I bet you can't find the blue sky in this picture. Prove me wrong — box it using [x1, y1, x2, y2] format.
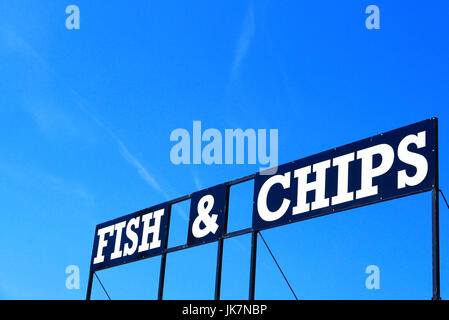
[0, 0, 448, 300]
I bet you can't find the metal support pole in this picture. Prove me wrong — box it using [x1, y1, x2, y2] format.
[432, 188, 440, 300]
[432, 118, 440, 300]
[214, 239, 224, 300]
[249, 230, 258, 300]
[158, 205, 172, 300]
[158, 254, 167, 300]
[86, 270, 94, 300]
[86, 230, 97, 300]
[214, 185, 229, 300]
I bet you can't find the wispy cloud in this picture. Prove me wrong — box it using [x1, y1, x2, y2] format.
[27, 102, 83, 140]
[193, 173, 202, 191]
[2, 29, 168, 200]
[231, 4, 255, 80]
[1, 29, 47, 67]
[118, 140, 170, 200]
[174, 206, 189, 222]
[0, 161, 92, 203]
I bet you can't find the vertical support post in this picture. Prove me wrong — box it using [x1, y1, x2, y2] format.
[249, 230, 258, 300]
[214, 185, 230, 300]
[432, 117, 440, 300]
[86, 270, 94, 300]
[86, 226, 98, 300]
[158, 254, 167, 300]
[432, 188, 440, 300]
[214, 239, 225, 300]
[157, 252, 167, 300]
[158, 204, 172, 300]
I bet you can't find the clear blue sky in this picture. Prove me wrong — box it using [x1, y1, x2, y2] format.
[0, 1, 448, 300]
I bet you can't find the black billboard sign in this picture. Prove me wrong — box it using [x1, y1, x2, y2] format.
[252, 118, 436, 230]
[187, 184, 228, 246]
[90, 203, 169, 272]
[89, 118, 437, 274]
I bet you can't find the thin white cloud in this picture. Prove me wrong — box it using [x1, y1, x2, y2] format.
[118, 140, 170, 200]
[231, 4, 255, 80]
[2, 29, 169, 200]
[175, 206, 189, 222]
[118, 140, 191, 221]
[0, 161, 92, 203]
[1, 29, 47, 67]
[27, 102, 82, 139]
[193, 173, 202, 190]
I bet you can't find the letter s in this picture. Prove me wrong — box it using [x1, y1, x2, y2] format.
[397, 131, 428, 189]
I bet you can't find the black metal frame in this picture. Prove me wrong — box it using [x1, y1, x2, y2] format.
[432, 118, 440, 300]
[86, 173, 257, 300]
[86, 119, 441, 300]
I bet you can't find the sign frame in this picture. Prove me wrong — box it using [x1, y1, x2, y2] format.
[86, 118, 440, 300]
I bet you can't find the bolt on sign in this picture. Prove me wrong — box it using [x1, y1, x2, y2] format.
[88, 118, 438, 295]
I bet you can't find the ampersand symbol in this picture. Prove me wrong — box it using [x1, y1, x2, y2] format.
[192, 194, 219, 238]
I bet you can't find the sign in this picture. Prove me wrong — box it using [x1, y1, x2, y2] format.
[187, 184, 228, 245]
[252, 118, 436, 230]
[90, 203, 169, 272]
[89, 118, 437, 272]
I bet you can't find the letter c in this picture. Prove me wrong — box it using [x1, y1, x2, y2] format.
[257, 172, 291, 222]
